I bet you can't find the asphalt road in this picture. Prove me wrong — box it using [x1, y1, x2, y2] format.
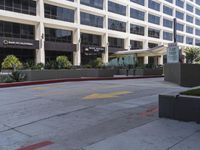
[0, 78, 197, 150]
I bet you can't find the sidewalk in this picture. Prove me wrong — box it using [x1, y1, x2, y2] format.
[84, 119, 200, 150]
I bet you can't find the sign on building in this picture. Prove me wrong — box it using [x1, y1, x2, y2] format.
[167, 43, 179, 63]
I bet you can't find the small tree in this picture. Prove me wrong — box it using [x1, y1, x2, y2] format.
[184, 47, 200, 64]
[1, 55, 22, 70]
[56, 56, 72, 69]
[89, 57, 104, 68]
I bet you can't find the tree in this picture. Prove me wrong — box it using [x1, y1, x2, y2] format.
[184, 47, 200, 64]
[56, 56, 72, 69]
[1, 55, 22, 70]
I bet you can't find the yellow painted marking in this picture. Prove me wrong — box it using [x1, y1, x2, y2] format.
[83, 91, 131, 100]
[32, 87, 49, 90]
[37, 91, 66, 97]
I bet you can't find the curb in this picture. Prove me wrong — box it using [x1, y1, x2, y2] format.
[0, 75, 164, 88]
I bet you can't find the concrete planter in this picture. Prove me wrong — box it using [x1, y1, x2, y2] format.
[159, 94, 200, 123]
[164, 63, 200, 87]
[118, 68, 163, 76]
[21, 69, 117, 81]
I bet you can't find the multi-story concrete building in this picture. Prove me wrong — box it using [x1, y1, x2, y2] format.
[0, 0, 199, 66]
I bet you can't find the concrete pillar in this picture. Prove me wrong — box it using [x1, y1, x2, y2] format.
[144, 56, 149, 64]
[102, 33, 109, 63]
[73, 28, 81, 66]
[35, 23, 45, 64]
[35, 0, 45, 64]
[158, 55, 164, 65]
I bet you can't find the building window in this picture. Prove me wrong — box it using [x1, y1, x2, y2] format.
[186, 4, 193, 12]
[165, 0, 173, 3]
[81, 33, 101, 46]
[80, 0, 103, 9]
[195, 39, 200, 46]
[108, 19, 126, 32]
[148, 0, 160, 11]
[148, 14, 160, 25]
[130, 24, 144, 35]
[186, 15, 193, 23]
[176, 23, 184, 31]
[148, 43, 158, 48]
[196, 0, 200, 5]
[176, 35, 184, 43]
[108, 1, 126, 16]
[44, 4, 74, 23]
[80, 12, 103, 28]
[0, 0, 36, 15]
[163, 19, 172, 28]
[130, 40, 143, 50]
[0, 20, 34, 40]
[163, 5, 173, 16]
[148, 28, 160, 38]
[130, 0, 144, 6]
[130, 8, 145, 21]
[176, 0, 184, 8]
[195, 29, 200, 36]
[45, 28, 72, 43]
[196, 8, 200, 15]
[186, 26, 193, 34]
[108, 37, 124, 48]
[196, 18, 200, 26]
[186, 37, 193, 45]
[176, 11, 184, 20]
[163, 32, 172, 41]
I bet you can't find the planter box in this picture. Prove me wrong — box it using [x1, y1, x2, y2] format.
[159, 94, 200, 123]
[164, 63, 200, 87]
[21, 69, 117, 81]
[118, 68, 163, 76]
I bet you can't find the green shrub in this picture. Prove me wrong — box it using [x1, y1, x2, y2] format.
[9, 71, 26, 82]
[32, 63, 45, 70]
[45, 60, 57, 69]
[184, 47, 200, 64]
[56, 56, 72, 69]
[23, 60, 35, 70]
[1, 55, 22, 70]
[89, 57, 104, 68]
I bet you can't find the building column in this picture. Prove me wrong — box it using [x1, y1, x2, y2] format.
[158, 55, 164, 65]
[102, 33, 108, 63]
[144, 56, 149, 64]
[35, 22, 45, 64]
[73, 28, 81, 66]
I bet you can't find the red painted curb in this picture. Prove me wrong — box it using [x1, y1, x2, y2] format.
[17, 141, 54, 150]
[0, 75, 164, 88]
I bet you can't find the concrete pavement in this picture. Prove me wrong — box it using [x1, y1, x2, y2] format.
[0, 78, 199, 150]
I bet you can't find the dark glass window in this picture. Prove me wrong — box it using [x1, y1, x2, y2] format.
[186, 4, 193, 12]
[81, 33, 101, 46]
[196, 8, 200, 15]
[196, 0, 200, 5]
[176, 0, 184, 8]
[108, 19, 126, 32]
[148, 14, 160, 25]
[176, 23, 184, 31]
[176, 11, 184, 20]
[108, 1, 126, 16]
[130, 40, 143, 50]
[186, 37, 193, 45]
[130, 8, 145, 21]
[186, 26, 193, 34]
[163, 5, 173, 16]
[195, 39, 200, 46]
[148, 28, 160, 38]
[45, 28, 72, 43]
[163, 32, 172, 41]
[165, 0, 173, 3]
[148, 0, 160, 11]
[80, 0, 103, 9]
[44, 4, 74, 22]
[0, 20, 34, 39]
[130, 24, 144, 35]
[0, 0, 36, 15]
[196, 18, 200, 26]
[176, 35, 184, 43]
[186, 15, 193, 23]
[80, 12, 103, 28]
[163, 19, 172, 28]
[195, 29, 200, 36]
[148, 43, 158, 48]
[108, 37, 124, 48]
[130, 0, 144, 6]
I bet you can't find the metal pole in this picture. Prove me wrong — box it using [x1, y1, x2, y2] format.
[173, 18, 177, 43]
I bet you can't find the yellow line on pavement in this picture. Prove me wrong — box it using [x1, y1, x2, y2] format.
[83, 91, 131, 100]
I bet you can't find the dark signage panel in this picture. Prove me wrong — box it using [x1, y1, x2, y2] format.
[82, 45, 105, 56]
[0, 37, 39, 49]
